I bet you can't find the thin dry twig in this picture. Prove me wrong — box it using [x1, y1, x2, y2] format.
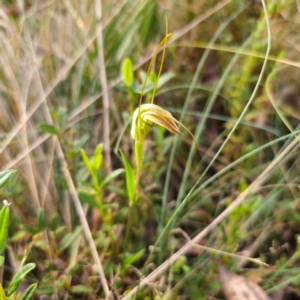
[171, 228, 269, 267]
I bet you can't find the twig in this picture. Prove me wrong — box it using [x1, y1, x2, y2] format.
[95, 0, 112, 175]
[171, 228, 268, 267]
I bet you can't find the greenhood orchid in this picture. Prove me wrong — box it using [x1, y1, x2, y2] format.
[129, 18, 196, 200]
[131, 103, 182, 141]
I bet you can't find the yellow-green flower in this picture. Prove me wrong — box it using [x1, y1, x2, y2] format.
[131, 103, 182, 142]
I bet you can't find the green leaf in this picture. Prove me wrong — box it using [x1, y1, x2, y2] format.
[22, 225, 38, 236]
[100, 168, 125, 188]
[11, 231, 27, 243]
[72, 134, 89, 153]
[0, 170, 16, 189]
[0, 284, 7, 300]
[124, 248, 145, 266]
[70, 285, 94, 294]
[121, 248, 145, 276]
[38, 124, 60, 136]
[78, 192, 99, 208]
[80, 148, 93, 174]
[120, 151, 135, 205]
[59, 226, 82, 252]
[7, 263, 36, 296]
[138, 70, 147, 83]
[92, 144, 103, 172]
[157, 72, 175, 88]
[20, 283, 37, 300]
[36, 283, 54, 295]
[50, 214, 58, 232]
[0, 204, 10, 254]
[134, 72, 175, 95]
[0, 256, 4, 266]
[37, 209, 45, 232]
[133, 82, 155, 95]
[149, 71, 157, 83]
[121, 58, 134, 87]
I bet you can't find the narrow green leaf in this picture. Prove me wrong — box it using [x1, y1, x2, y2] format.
[157, 72, 175, 88]
[20, 283, 37, 300]
[93, 144, 103, 172]
[0, 256, 4, 266]
[133, 72, 175, 95]
[124, 248, 145, 266]
[94, 144, 103, 158]
[0, 205, 10, 255]
[121, 57, 134, 87]
[37, 209, 45, 232]
[149, 71, 157, 83]
[0, 170, 16, 189]
[11, 231, 27, 243]
[133, 82, 155, 95]
[70, 285, 94, 294]
[36, 283, 54, 295]
[78, 192, 99, 208]
[59, 226, 82, 252]
[120, 151, 135, 205]
[22, 225, 38, 236]
[0, 284, 7, 300]
[80, 149, 93, 174]
[138, 70, 146, 83]
[100, 168, 125, 188]
[50, 214, 58, 232]
[38, 124, 60, 136]
[7, 263, 36, 296]
[121, 248, 145, 276]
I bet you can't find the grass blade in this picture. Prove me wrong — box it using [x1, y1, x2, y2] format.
[7, 263, 36, 296]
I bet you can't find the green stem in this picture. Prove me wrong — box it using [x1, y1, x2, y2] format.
[135, 140, 143, 192]
[124, 205, 133, 249]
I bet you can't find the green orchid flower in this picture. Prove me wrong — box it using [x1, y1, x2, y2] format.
[131, 103, 182, 141]
[130, 17, 196, 199]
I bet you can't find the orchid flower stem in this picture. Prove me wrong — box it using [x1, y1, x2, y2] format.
[135, 140, 144, 193]
[125, 205, 133, 249]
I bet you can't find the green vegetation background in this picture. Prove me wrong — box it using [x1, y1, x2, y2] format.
[0, 0, 300, 299]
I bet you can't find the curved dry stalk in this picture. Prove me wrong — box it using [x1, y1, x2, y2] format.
[183, 42, 300, 69]
[171, 228, 268, 267]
